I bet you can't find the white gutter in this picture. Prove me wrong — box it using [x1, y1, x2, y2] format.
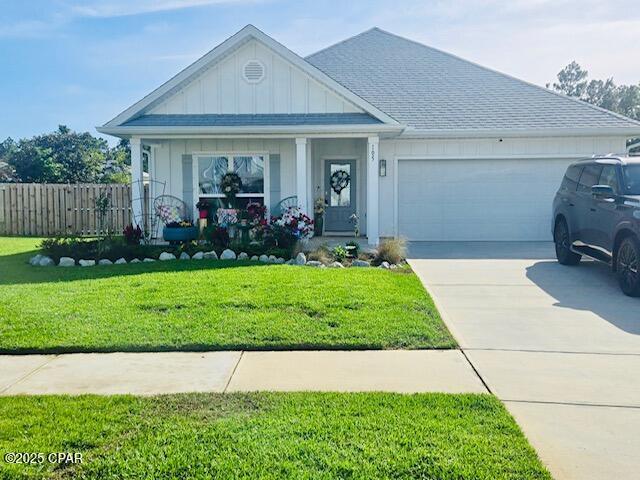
[399, 126, 640, 139]
[96, 123, 405, 138]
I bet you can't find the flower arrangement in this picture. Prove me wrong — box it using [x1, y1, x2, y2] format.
[123, 224, 143, 245]
[165, 220, 194, 229]
[220, 172, 242, 205]
[247, 202, 267, 220]
[272, 206, 314, 240]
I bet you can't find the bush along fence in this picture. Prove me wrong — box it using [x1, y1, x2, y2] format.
[0, 183, 147, 237]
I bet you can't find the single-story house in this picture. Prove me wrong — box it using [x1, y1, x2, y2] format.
[97, 25, 640, 245]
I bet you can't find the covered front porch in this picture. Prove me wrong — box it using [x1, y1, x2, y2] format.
[130, 134, 383, 245]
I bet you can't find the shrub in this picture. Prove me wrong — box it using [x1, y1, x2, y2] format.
[40, 237, 96, 260]
[332, 245, 348, 262]
[374, 238, 407, 265]
[123, 224, 142, 245]
[206, 225, 230, 249]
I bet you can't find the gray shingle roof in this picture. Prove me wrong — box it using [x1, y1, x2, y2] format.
[122, 113, 381, 127]
[306, 28, 640, 132]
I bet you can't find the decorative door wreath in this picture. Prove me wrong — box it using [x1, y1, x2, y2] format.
[330, 169, 350, 194]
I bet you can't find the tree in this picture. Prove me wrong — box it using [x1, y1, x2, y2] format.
[1, 126, 131, 183]
[9, 142, 61, 183]
[547, 61, 588, 98]
[549, 62, 640, 150]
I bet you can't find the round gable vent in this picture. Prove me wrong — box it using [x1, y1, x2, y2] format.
[243, 60, 265, 84]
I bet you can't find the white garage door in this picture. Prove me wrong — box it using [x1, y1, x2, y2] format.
[397, 158, 574, 241]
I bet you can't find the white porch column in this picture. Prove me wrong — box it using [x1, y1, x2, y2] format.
[295, 137, 308, 214]
[130, 137, 144, 229]
[366, 136, 380, 246]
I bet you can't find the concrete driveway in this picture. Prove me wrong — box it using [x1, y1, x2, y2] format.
[408, 242, 640, 480]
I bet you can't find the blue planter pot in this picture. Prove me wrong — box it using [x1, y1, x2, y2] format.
[163, 226, 198, 243]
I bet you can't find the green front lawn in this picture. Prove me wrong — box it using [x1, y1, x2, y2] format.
[0, 392, 550, 480]
[0, 237, 455, 353]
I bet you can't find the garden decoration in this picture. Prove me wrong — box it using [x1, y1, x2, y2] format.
[313, 197, 325, 237]
[153, 195, 197, 244]
[349, 213, 359, 237]
[196, 200, 209, 219]
[154, 195, 188, 225]
[330, 169, 350, 194]
[220, 172, 242, 207]
[163, 220, 198, 244]
[216, 208, 238, 227]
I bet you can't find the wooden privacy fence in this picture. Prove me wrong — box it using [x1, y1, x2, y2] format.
[0, 183, 139, 237]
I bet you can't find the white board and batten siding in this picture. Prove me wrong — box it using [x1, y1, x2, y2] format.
[378, 136, 629, 241]
[149, 39, 362, 115]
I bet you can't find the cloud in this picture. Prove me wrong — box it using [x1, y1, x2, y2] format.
[70, 0, 261, 18]
[0, 19, 60, 38]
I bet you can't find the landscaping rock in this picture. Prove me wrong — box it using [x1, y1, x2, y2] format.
[250, 255, 259, 261]
[295, 252, 307, 265]
[38, 256, 55, 267]
[390, 264, 399, 270]
[275, 257, 285, 264]
[259, 254, 269, 262]
[78, 259, 95, 267]
[220, 249, 236, 260]
[130, 258, 141, 263]
[143, 258, 155, 263]
[306, 260, 323, 268]
[203, 250, 218, 260]
[29, 254, 43, 266]
[98, 259, 113, 266]
[285, 259, 295, 265]
[268, 255, 277, 263]
[352, 259, 371, 267]
[58, 257, 75, 267]
[328, 261, 345, 268]
[159, 252, 177, 261]
[378, 261, 390, 269]
[115, 258, 127, 265]
[179, 252, 191, 260]
[238, 252, 249, 260]
[192, 251, 204, 260]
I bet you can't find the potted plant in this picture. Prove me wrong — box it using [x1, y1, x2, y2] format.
[314, 197, 325, 237]
[163, 220, 198, 244]
[195, 200, 209, 219]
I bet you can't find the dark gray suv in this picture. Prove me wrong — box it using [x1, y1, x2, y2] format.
[552, 155, 640, 296]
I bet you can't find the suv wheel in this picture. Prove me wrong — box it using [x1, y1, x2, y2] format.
[616, 236, 640, 297]
[554, 219, 581, 265]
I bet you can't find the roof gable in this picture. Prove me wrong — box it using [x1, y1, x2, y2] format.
[306, 28, 640, 135]
[103, 25, 398, 128]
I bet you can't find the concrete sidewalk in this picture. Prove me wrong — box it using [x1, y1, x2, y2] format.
[0, 350, 486, 396]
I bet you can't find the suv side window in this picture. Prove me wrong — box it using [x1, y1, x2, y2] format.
[561, 165, 583, 191]
[598, 165, 619, 193]
[577, 164, 603, 194]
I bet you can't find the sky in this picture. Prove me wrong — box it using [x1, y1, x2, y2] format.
[1, 0, 639, 144]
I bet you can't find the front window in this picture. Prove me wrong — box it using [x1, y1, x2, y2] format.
[622, 165, 640, 195]
[198, 154, 265, 197]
